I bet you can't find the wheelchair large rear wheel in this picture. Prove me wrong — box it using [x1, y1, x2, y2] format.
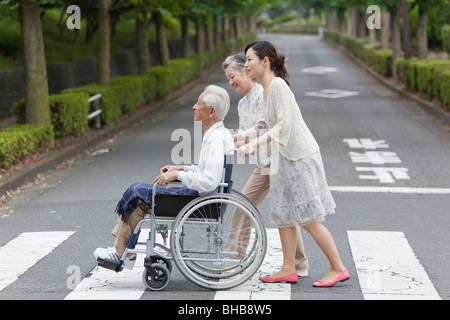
[170, 193, 267, 290]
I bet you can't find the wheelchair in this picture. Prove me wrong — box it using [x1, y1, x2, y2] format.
[98, 155, 267, 291]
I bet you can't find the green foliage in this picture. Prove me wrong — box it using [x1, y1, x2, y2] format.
[325, 29, 450, 110]
[402, 57, 420, 91]
[373, 49, 393, 77]
[110, 75, 149, 113]
[49, 92, 90, 138]
[169, 58, 196, 86]
[266, 27, 319, 35]
[12, 92, 90, 138]
[0, 124, 53, 168]
[435, 69, 450, 110]
[62, 85, 122, 125]
[416, 59, 450, 100]
[442, 25, 450, 54]
[394, 57, 406, 83]
[149, 65, 178, 97]
[395, 57, 450, 108]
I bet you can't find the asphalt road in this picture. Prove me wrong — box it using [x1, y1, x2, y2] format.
[1, 33, 449, 302]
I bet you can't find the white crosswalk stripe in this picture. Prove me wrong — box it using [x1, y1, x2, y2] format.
[64, 255, 147, 300]
[214, 229, 291, 300]
[0, 231, 75, 292]
[0, 229, 442, 300]
[348, 230, 441, 300]
[64, 230, 152, 300]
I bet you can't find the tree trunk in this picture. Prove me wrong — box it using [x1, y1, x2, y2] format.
[214, 16, 221, 46]
[222, 18, 230, 42]
[230, 18, 236, 39]
[19, 0, 52, 133]
[392, 8, 402, 77]
[356, 8, 366, 38]
[381, 10, 390, 49]
[347, 7, 357, 36]
[369, 28, 376, 45]
[401, 0, 412, 59]
[416, 9, 428, 59]
[195, 18, 205, 54]
[337, 10, 345, 32]
[180, 15, 190, 58]
[136, 16, 150, 75]
[154, 12, 170, 66]
[97, 0, 111, 84]
[205, 21, 214, 51]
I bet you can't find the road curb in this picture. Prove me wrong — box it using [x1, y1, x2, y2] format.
[0, 62, 219, 196]
[323, 37, 450, 125]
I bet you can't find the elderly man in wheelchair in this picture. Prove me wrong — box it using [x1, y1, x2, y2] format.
[95, 84, 234, 262]
[94, 85, 267, 291]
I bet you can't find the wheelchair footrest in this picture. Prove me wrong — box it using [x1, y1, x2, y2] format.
[97, 257, 123, 272]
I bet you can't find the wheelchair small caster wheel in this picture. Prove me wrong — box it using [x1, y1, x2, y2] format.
[142, 264, 170, 291]
[150, 254, 172, 272]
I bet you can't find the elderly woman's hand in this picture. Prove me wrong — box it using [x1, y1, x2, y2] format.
[233, 134, 245, 146]
[237, 140, 258, 157]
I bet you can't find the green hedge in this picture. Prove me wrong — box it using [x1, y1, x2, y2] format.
[395, 57, 450, 108]
[0, 124, 53, 168]
[325, 29, 450, 110]
[434, 69, 450, 110]
[416, 59, 450, 100]
[149, 65, 178, 97]
[110, 74, 157, 113]
[12, 92, 90, 138]
[266, 27, 319, 35]
[62, 84, 121, 125]
[442, 25, 450, 54]
[373, 49, 393, 77]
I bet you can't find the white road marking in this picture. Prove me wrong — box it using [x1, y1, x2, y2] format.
[64, 254, 147, 300]
[214, 229, 291, 300]
[0, 231, 75, 291]
[61, 228, 444, 300]
[330, 186, 450, 194]
[355, 167, 410, 183]
[64, 230, 153, 300]
[304, 89, 359, 99]
[301, 66, 338, 74]
[347, 231, 441, 300]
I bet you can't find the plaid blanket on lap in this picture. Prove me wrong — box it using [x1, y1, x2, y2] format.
[115, 182, 199, 222]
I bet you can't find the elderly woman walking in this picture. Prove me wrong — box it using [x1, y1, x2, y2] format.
[221, 53, 309, 277]
[238, 41, 348, 287]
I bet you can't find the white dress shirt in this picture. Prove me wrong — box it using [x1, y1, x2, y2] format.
[177, 121, 234, 194]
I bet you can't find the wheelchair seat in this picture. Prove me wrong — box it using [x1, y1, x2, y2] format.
[153, 194, 198, 217]
[153, 154, 233, 218]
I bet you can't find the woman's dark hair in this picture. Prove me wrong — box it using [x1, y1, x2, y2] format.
[244, 41, 290, 86]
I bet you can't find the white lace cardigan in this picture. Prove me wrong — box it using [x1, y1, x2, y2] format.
[265, 77, 319, 161]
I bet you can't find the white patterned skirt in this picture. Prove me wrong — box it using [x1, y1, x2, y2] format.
[269, 150, 336, 228]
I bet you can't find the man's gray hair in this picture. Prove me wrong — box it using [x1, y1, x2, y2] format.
[202, 85, 230, 120]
